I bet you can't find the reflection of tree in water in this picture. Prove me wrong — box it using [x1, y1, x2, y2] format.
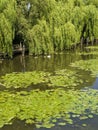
[0, 55, 26, 75]
[20, 56, 26, 72]
[0, 59, 14, 75]
[0, 119, 35, 130]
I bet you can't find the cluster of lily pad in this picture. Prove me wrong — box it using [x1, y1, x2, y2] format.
[48, 69, 83, 88]
[1, 45, 98, 129]
[0, 69, 83, 89]
[0, 71, 50, 88]
[70, 59, 98, 77]
[0, 89, 98, 128]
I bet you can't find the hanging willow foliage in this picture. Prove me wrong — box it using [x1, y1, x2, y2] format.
[0, 0, 98, 56]
[0, 0, 16, 57]
[80, 5, 98, 41]
[27, 0, 98, 55]
[28, 0, 79, 54]
[0, 14, 12, 56]
[27, 19, 53, 55]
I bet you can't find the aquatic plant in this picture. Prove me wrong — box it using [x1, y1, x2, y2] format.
[0, 89, 98, 128]
[0, 71, 50, 88]
[70, 59, 98, 77]
[48, 69, 83, 88]
[0, 69, 83, 89]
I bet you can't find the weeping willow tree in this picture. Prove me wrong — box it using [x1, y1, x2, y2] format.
[27, 19, 53, 55]
[80, 5, 98, 41]
[27, 0, 78, 55]
[26, 0, 98, 55]
[0, 0, 16, 57]
[0, 0, 98, 56]
[14, 0, 30, 48]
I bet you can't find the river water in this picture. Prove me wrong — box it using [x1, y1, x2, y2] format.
[0, 50, 98, 130]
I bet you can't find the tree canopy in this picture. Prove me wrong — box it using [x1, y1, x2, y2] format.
[0, 0, 98, 56]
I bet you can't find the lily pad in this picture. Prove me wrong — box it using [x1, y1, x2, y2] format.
[0, 89, 98, 128]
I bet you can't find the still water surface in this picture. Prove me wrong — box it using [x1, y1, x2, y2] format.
[0, 51, 98, 130]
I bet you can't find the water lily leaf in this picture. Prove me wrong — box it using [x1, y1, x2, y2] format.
[58, 122, 66, 126]
[0, 88, 98, 128]
[82, 124, 87, 127]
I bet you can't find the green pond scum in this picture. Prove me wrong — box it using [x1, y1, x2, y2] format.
[0, 89, 98, 128]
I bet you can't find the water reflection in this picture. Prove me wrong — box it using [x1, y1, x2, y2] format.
[0, 52, 82, 75]
[0, 53, 95, 89]
[1, 116, 98, 130]
[20, 56, 26, 72]
[92, 77, 98, 89]
[49, 116, 98, 130]
[1, 120, 35, 130]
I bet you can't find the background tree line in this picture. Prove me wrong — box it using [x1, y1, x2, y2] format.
[0, 0, 98, 57]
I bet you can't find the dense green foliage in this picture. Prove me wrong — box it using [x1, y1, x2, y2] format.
[0, 0, 98, 56]
[0, 0, 16, 57]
